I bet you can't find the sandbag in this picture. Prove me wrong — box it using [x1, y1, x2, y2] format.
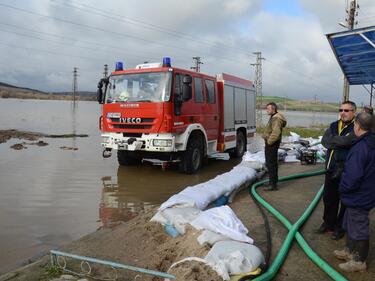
[190, 206, 253, 244]
[197, 230, 230, 245]
[205, 240, 264, 280]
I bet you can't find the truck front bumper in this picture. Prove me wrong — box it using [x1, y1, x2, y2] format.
[101, 132, 177, 153]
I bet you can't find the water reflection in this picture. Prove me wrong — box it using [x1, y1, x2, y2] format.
[99, 165, 187, 228]
[99, 174, 148, 229]
[98, 161, 235, 228]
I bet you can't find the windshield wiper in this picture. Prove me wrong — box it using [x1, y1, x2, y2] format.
[131, 100, 152, 102]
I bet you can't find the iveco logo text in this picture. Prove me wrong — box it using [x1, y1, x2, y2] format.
[120, 117, 142, 123]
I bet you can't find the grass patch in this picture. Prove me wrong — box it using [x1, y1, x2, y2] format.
[39, 265, 62, 281]
[257, 124, 327, 138]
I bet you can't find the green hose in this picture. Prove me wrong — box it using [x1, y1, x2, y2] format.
[249, 169, 348, 281]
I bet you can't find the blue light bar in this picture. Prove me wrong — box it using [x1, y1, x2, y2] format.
[162, 57, 171, 67]
[115, 61, 124, 71]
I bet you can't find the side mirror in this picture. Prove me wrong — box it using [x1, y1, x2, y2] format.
[182, 75, 192, 101]
[97, 78, 108, 104]
[97, 88, 103, 104]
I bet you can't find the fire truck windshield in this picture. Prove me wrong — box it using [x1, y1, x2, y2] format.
[106, 72, 172, 103]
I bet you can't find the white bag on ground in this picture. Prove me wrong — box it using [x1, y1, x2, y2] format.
[205, 240, 264, 279]
[242, 151, 265, 164]
[190, 206, 253, 244]
[197, 230, 230, 245]
[162, 207, 201, 234]
[159, 165, 259, 211]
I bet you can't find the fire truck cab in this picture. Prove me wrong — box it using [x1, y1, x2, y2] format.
[97, 58, 256, 173]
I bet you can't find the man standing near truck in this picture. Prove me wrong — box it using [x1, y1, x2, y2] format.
[318, 101, 357, 240]
[262, 102, 287, 191]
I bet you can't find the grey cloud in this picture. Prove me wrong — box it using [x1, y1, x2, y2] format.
[0, 0, 373, 104]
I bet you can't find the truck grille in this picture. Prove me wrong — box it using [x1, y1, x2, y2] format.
[113, 124, 152, 129]
[110, 118, 154, 123]
[109, 117, 155, 130]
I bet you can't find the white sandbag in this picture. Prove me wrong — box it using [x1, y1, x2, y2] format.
[242, 151, 265, 164]
[239, 160, 264, 171]
[205, 241, 264, 278]
[190, 206, 253, 244]
[159, 165, 259, 211]
[289, 132, 300, 142]
[197, 230, 230, 245]
[284, 155, 300, 163]
[159, 193, 196, 211]
[150, 211, 168, 224]
[161, 207, 201, 234]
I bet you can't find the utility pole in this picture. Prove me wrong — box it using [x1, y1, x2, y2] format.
[191, 57, 203, 72]
[103, 64, 108, 78]
[72, 67, 78, 106]
[342, 0, 359, 102]
[251, 52, 265, 126]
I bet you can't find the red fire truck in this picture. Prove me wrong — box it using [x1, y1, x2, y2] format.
[97, 58, 256, 173]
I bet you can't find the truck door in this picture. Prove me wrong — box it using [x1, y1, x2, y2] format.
[202, 79, 219, 141]
[173, 73, 218, 141]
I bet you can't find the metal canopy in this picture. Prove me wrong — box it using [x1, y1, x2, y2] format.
[327, 25, 375, 85]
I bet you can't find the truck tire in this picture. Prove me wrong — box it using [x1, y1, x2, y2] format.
[117, 150, 140, 166]
[179, 137, 203, 174]
[232, 131, 246, 158]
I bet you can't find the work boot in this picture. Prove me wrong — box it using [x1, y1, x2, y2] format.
[356, 240, 369, 262]
[338, 260, 367, 272]
[339, 240, 369, 272]
[316, 222, 333, 234]
[331, 229, 345, 240]
[333, 248, 353, 261]
[333, 235, 353, 260]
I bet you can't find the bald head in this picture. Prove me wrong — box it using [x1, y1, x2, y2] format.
[354, 112, 374, 136]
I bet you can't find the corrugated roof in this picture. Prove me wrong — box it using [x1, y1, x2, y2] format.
[326, 25, 375, 85]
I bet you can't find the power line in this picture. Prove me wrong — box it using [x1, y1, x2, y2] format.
[0, 3, 344, 97]
[103, 64, 108, 78]
[251, 52, 265, 125]
[190, 57, 203, 72]
[0, 41, 102, 62]
[72, 67, 79, 106]
[342, 0, 358, 102]
[0, 3, 253, 65]
[0, 21, 169, 60]
[52, 0, 255, 57]
[0, 27, 168, 64]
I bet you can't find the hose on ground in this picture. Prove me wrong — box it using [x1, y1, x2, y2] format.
[238, 169, 349, 281]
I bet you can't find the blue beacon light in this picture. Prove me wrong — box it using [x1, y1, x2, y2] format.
[162, 57, 171, 67]
[115, 61, 124, 71]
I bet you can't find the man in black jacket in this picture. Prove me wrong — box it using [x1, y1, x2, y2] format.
[317, 101, 357, 240]
[334, 112, 375, 272]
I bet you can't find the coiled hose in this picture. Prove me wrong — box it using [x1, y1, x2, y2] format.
[239, 168, 349, 281]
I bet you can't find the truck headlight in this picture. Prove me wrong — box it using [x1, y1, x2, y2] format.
[102, 136, 110, 143]
[106, 112, 121, 118]
[153, 139, 172, 147]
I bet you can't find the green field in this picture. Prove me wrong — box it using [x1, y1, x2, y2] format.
[258, 96, 339, 112]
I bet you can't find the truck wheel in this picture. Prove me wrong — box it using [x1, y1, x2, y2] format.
[117, 151, 140, 166]
[232, 131, 246, 158]
[179, 137, 203, 174]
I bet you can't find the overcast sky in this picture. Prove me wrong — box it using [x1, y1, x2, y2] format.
[0, 0, 375, 104]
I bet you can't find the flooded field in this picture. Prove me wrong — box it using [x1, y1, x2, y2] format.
[0, 99, 338, 274]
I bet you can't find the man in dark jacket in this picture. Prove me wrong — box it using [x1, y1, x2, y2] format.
[318, 101, 357, 240]
[262, 102, 287, 191]
[334, 112, 375, 272]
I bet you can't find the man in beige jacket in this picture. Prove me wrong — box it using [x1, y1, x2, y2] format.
[262, 102, 287, 191]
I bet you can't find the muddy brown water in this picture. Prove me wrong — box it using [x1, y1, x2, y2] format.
[0, 99, 244, 274]
[0, 99, 338, 275]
